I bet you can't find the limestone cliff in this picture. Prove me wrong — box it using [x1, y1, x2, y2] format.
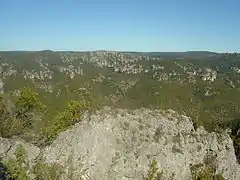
[1, 107, 240, 180]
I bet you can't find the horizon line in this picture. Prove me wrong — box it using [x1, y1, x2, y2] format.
[0, 49, 239, 53]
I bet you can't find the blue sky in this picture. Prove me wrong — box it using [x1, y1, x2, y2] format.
[0, 0, 239, 52]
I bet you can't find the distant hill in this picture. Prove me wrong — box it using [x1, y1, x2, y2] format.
[0, 50, 219, 60]
[123, 51, 219, 59]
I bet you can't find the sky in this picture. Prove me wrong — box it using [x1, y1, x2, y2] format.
[0, 0, 239, 52]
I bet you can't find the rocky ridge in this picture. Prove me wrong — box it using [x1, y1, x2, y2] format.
[0, 107, 240, 180]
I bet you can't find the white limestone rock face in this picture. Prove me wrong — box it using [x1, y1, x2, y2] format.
[42, 107, 240, 180]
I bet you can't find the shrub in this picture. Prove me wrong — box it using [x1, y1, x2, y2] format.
[41, 100, 90, 145]
[0, 116, 25, 138]
[0, 95, 29, 138]
[33, 160, 63, 180]
[15, 87, 46, 121]
[190, 163, 225, 180]
[146, 159, 163, 180]
[0, 87, 45, 138]
[3, 144, 30, 180]
[1, 145, 65, 180]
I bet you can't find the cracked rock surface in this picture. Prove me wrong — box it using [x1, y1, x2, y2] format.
[1, 107, 240, 180]
[43, 107, 240, 180]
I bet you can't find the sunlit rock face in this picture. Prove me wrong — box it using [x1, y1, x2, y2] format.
[42, 107, 240, 180]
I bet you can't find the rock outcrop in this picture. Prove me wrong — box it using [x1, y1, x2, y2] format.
[1, 107, 240, 180]
[43, 107, 240, 180]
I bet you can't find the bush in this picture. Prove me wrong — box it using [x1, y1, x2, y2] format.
[146, 159, 163, 180]
[0, 87, 45, 138]
[0, 95, 20, 137]
[15, 87, 45, 122]
[3, 144, 31, 180]
[33, 160, 63, 180]
[0, 116, 25, 138]
[41, 100, 90, 145]
[16, 87, 42, 110]
[190, 163, 225, 180]
[1, 145, 65, 180]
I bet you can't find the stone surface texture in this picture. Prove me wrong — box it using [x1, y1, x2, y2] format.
[1, 107, 240, 180]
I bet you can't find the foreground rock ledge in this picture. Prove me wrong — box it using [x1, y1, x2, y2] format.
[1, 107, 240, 180]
